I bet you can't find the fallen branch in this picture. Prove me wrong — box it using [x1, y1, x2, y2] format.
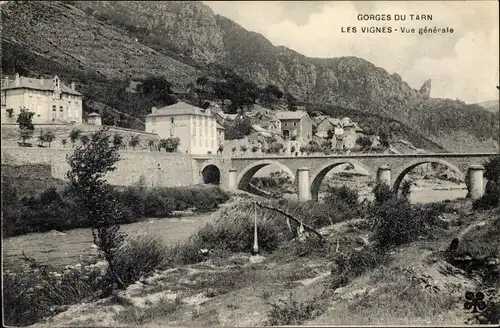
[253, 201, 324, 240]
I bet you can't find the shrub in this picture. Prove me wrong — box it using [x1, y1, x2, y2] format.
[113, 235, 170, 285]
[372, 182, 393, 204]
[267, 293, 328, 326]
[323, 185, 359, 209]
[144, 192, 176, 217]
[370, 198, 447, 248]
[3, 257, 106, 326]
[331, 247, 390, 289]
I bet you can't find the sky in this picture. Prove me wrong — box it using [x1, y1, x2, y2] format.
[204, 1, 499, 104]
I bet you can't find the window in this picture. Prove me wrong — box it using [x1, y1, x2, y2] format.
[293, 122, 297, 126]
[60, 106, 63, 112]
[7, 109, 13, 118]
[205, 139, 208, 147]
[152, 117, 156, 125]
[171, 117, 174, 124]
[52, 105, 56, 111]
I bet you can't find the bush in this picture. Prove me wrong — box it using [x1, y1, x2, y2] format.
[113, 235, 170, 285]
[267, 293, 328, 326]
[372, 182, 394, 204]
[3, 258, 106, 326]
[144, 192, 176, 217]
[330, 247, 390, 289]
[370, 198, 447, 248]
[323, 185, 359, 209]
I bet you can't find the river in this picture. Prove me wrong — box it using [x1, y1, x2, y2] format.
[2, 187, 467, 271]
[2, 208, 223, 272]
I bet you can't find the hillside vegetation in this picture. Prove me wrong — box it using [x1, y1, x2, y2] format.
[1, 1, 498, 152]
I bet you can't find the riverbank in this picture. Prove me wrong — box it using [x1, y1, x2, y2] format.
[19, 198, 499, 327]
[2, 175, 230, 237]
[3, 193, 244, 272]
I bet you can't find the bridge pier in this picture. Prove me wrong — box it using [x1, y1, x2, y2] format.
[377, 165, 392, 186]
[467, 165, 485, 200]
[297, 167, 311, 201]
[228, 168, 238, 191]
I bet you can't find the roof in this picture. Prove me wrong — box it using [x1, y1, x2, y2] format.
[2, 75, 82, 96]
[216, 122, 225, 130]
[341, 117, 354, 127]
[275, 110, 308, 120]
[251, 130, 273, 138]
[327, 118, 342, 126]
[146, 102, 211, 117]
[251, 124, 270, 133]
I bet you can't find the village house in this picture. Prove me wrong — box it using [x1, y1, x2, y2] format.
[315, 117, 343, 139]
[145, 102, 217, 155]
[275, 110, 313, 144]
[86, 112, 102, 126]
[248, 124, 273, 143]
[262, 119, 282, 135]
[1, 73, 83, 124]
[216, 122, 225, 149]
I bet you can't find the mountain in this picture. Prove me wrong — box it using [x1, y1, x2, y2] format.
[1, 1, 498, 152]
[476, 99, 499, 113]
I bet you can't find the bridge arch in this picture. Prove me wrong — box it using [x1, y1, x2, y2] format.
[392, 159, 465, 194]
[310, 160, 376, 201]
[236, 160, 295, 190]
[201, 164, 221, 185]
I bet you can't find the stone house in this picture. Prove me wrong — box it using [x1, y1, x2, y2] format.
[145, 102, 217, 155]
[275, 110, 313, 144]
[1, 74, 83, 124]
[316, 117, 344, 139]
[248, 124, 273, 143]
[216, 122, 225, 148]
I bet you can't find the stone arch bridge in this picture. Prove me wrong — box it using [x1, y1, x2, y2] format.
[223, 153, 497, 201]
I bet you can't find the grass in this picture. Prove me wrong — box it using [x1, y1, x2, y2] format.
[266, 291, 330, 326]
[116, 297, 183, 325]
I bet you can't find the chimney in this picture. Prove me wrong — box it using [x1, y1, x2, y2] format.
[152, 106, 157, 113]
[14, 73, 20, 86]
[71, 82, 76, 90]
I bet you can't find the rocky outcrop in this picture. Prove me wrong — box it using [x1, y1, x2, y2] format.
[419, 79, 432, 98]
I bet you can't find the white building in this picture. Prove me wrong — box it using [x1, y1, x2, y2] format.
[145, 102, 218, 155]
[1, 74, 83, 124]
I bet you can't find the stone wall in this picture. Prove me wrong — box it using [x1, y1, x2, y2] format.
[1, 147, 229, 189]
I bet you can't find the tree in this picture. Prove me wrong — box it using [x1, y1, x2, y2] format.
[326, 129, 334, 141]
[69, 129, 82, 148]
[66, 128, 126, 289]
[159, 137, 180, 152]
[261, 84, 283, 108]
[129, 135, 141, 150]
[379, 130, 391, 148]
[112, 133, 124, 149]
[147, 139, 156, 152]
[17, 108, 35, 146]
[43, 131, 55, 148]
[213, 82, 231, 111]
[80, 135, 90, 145]
[373, 183, 393, 204]
[196, 75, 209, 94]
[356, 135, 372, 149]
[37, 130, 45, 147]
[139, 75, 177, 106]
[400, 180, 412, 200]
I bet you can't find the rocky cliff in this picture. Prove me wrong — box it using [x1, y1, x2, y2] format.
[1, 1, 498, 152]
